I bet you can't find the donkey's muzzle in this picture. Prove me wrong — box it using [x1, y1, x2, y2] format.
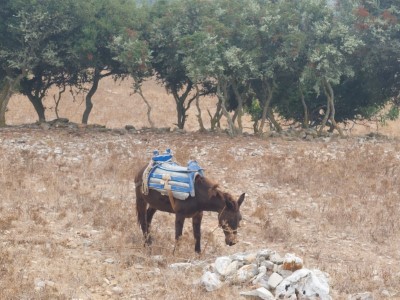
[225, 235, 237, 246]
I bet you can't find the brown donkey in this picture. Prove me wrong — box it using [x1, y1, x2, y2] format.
[135, 165, 245, 253]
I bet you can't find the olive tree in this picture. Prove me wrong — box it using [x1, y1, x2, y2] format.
[0, 0, 77, 124]
[146, 0, 217, 130]
[71, 0, 141, 124]
[296, 1, 364, 135]
[110, 30, 154, 127]
[335, 0, 400, 126]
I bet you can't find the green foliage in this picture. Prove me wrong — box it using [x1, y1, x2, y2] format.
[145, 0, 220, 128]
[357, 103, 399, 127]
[386, 106, 400, 121]
[1, 0, 399, 128]
[72, 0, 140, 68]
[247, 98, 262, 123]
[0, 0, 77, 72]
[110, 33, 152, 90]
[147, 0, 215, 88]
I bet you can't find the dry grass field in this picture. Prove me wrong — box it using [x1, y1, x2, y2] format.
[1, 78, 400, 299]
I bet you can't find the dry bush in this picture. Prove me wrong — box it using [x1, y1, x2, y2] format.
[251, 202, 269, 220]
[174, 145, 192, 164]
[285, 208, 302, 219]
[29, 208, 49, 226]
[261, 215, 293, 243]
[0, 211, 20, 231]
[92, 199, 133, 232]
[0, 246, 38, 299]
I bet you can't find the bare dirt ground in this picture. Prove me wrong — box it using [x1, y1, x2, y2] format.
[1, 78, 400, 299]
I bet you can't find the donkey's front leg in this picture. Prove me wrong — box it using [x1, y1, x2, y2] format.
[173, 214, 185, 254]
[192, 212, 203, 253]
[136, 195, 151, 245]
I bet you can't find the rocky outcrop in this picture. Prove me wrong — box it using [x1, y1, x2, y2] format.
[201, 249, 332, 300]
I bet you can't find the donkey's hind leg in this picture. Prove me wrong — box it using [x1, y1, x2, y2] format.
[145, 207, 157, 244]
[136, 194, 152, 246]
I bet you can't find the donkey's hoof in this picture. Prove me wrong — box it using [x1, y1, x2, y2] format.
[144, 234, 153, 245]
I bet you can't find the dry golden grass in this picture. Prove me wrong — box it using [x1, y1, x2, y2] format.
[1, 78, 400, 299]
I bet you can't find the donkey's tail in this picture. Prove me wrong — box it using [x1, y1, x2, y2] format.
[134, 166, 148, 231]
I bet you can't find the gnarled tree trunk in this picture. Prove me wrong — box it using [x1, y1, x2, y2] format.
[136, 85, 155, 128]
[320, 78, 343, 136]
[27, 93, 46, 122]
[0, 81, 12, 127]
[194, 84, 206, 132]
[231, 80, 244, 134]
[208, 97, 223, 131]
[258, 80, 274, 134]
[267, 109, 282, 132]
[299, 84, 309, 128]
[52, 84, 66, 119]
[171, 81, 195, 130]
[82, 68, 101, 125]
[217, 79, 237, 137]
[0, 73, 23, 126]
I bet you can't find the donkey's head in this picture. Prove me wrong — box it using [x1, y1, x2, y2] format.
[218, 192, 245, 246]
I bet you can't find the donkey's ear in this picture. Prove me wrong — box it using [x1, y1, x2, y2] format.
[195, 175, 203, 182]
[225, 198, 235, 210]
[238, 193, 245, 207]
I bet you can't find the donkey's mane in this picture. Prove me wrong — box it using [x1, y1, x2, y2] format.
[199, 176, 218, 189]
[197, 176, 239, 210]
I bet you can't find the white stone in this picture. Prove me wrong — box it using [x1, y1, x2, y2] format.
[223, 260, 240, 277]
[112, 286, 123, 295]
[35, 280, 46, 289]
[214, 256, 232, 276]
[279, 269, 294, 278]
[270, 253, 283, 264]
[134, 264, 144, 269]
[258, 266, 267, 276]
[267, 272, 283, 289]
[54, 147, 63, 155]
[252, 266, 269, 288]
[257, 249, 274, 260]
[235, 264, 258, 283]
[381, 290, 390, 297]
[229, 252, 249, 262]
[347, 292, 373, 300]
[104, 258, 114, 264]
[244, 253, 257, 264]
[168, 262, 192, 270]
[283, 253, 303, 267]
[261, 260, 275, 271]
[275, 268, 331, 300]
[201, 271, 222, 292]
[151, 255, 164, 263]
[45, 280, 55, 287]
[149, 268, 161, 275]
[240, 287, 274, 300]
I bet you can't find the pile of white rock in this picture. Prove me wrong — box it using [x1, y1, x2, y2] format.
[201, 249, 331, 300]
